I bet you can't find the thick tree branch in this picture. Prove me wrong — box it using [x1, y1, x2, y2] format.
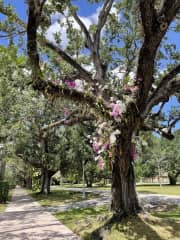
[142, 123, 175, 140]
[150, 102, 166, 119]
[42, 114, 95, 131]
[168, 115, 180, 129]
[136, 0, 180, 113]
[71, 1, 114, 82]
[139, 0, 156, 37]
[39, 0, 47, 15]
[71, 9, 93, 50]
[27, 0, 43, 86]
[42, 39, 93, 82]
[159, 0, 180, 23]
[27, 1, 112, 118]
[144, 64, 180, 115]
[93, 0, 114, 81]
[95, 0, 114, 43]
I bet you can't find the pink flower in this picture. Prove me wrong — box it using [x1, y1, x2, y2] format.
[97, 158, 104, 170]
[125, 86, 138, 93]
[92, 142, 99, 153]
[110, 103, 121, 118]
[103, 142, 109, 150]
[137, 76, 143, 82]
[65, 80, 76, 88]
[63, 108, 70, 117]
[131, 144, 136, 161]
[52, 80, 60, 85]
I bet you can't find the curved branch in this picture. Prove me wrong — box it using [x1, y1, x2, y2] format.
[142, 123, 175, 140]
[136, 0, 180, 112]
[71, 9, 93, 50]
[139, 0, 156, 37]
[42, 39, 93, 82]
[94, 0, 114, 53]
[144, 64, 180, 115]
[42, 114, 95, 131]
[71, 1, 114, 81]
[27, 0, 43, 84]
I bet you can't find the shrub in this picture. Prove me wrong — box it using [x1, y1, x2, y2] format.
[0, 181, 9, 203]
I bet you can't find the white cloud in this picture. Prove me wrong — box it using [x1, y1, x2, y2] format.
[45, 4, 117, 49]
[45, 3, 120, 52]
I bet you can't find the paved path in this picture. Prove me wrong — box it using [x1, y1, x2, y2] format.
[0, 187, 80, 240]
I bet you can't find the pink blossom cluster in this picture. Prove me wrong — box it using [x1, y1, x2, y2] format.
[63, 108, 70, 117]
[92, 140, 110, 171]
[97, 157, 104, 170]
[92, 142, 100, 153]
[65, 80, 76, 88]
[92, 141, 109, 154]
[110, 103, 122, 119]
[137, 76, 143, 82]
[124, 85, 138, 94]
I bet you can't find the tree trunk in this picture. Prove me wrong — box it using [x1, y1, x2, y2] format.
[26, 177, 32, 189]
[168, 173, 177, 185]
[0, 160, 6, 181]
[85, 172, 93, 187]
[40, 169, 56, 194]
[111, 137, 141, 218]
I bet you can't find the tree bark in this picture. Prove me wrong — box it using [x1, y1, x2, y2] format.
[85, 172, 94, 187]
[0, 160, 6, 181]
[111, 137, 141, 217]
[40, 169, 56, 194]
[168, 173, 177, 185]
[26, 177, 32, 189]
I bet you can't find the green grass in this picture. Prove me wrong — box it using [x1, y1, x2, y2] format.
[0, 203, 7, 213]
[60, 183, 180, 195]
[136, 184, 180, 195]
[0, 191, 12, 214]
[30, 189, 99, 207]
[54, 206, 111, 238]
[152, 205, 180, 221]
[55, 206, 180, 240]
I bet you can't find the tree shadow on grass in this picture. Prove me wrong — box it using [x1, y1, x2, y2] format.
[144, 214, 180, 239]
[83, 214, 172, 240]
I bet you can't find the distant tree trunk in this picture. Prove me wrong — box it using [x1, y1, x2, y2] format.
[26, 177, 32, 189]
[111, 134, 141, 218]
[168, 172, 179, 185]
[0, 160, 6, 181]
[85, 172, 94, 187]
[40, 168, 56, 194]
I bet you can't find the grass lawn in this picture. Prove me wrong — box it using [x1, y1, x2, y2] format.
[55, 206, 180, 240]
[30, 189, 99, 207]
[0, 203, 7, 213]
[0, 191, 12, 214]
[152, 205, 180, 221]
[60, 184, 180, 195]
[136, 184, 180, 195]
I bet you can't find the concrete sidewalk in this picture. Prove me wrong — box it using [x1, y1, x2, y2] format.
[0, 187, 80, 240]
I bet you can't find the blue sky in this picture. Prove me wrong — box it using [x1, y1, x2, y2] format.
[1, 0, 180, 130]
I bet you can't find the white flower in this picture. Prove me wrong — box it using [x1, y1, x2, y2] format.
[99, 122, 107, 129]
[94, 156, 100, 162]
[113, 129, 121, 135]
[110, 133, 116, 144]
[97, 129, 102, 135]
